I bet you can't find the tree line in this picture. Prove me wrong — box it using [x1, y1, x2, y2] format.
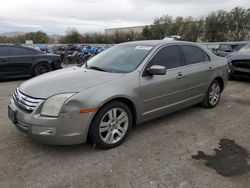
[0, 7, 249, 44]
[0, 31, 50, 44]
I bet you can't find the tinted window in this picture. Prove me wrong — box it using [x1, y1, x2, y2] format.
[182, 46, 205, 65]
[150, 45, 181, 69]
[219, 44, 232, 51]
[9, 47, 34, 56]
[0, 46, 8, 56]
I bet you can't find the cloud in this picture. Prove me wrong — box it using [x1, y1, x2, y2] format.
[0, 0, 249, 34]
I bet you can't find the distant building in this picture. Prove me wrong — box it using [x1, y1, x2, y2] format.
[105, 25, 148, 35]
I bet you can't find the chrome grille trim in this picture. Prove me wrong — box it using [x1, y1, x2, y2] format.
[12, 88, 44, 112]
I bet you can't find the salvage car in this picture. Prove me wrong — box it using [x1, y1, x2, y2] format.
[0, 45, 61, 79]
[226, 43, 250, 79]
[8, 41, 228, 149]
[214, 43, 247, 57]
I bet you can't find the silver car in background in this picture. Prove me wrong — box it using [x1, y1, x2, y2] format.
[8, 41, 228, 149]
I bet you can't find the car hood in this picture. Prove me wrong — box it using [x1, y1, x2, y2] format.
[226, 52, 250, 61]
[19, 67, 123, 99]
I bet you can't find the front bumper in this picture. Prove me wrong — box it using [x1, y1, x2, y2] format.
[229, 64, 250, 78]
[8, 98, 95, 145]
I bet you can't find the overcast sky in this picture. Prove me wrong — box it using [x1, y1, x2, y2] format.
[0, 0, 249, 35]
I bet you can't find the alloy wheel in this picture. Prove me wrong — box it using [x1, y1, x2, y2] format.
[99, 108, 129, 144]
[209, 82, 221, 106]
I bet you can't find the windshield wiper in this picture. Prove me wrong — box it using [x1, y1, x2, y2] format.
[88, 66, 108, 72]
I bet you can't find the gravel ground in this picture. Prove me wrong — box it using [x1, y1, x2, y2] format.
[0, 79, 250, 188]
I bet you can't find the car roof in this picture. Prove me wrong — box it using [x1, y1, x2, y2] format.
[120, 40, 199, 47]
[0, 44, 41, 51]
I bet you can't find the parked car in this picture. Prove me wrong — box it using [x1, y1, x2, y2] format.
[214, 43, 247, 57]
[0, 45, 61, 79]
[226, 43, 250, 79]
[8, 41, 228, 149]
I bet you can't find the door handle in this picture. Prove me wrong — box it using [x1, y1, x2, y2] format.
[208, 67, 213, 71]
[177, 72, 185, 79]
[1, 59, 7, 62]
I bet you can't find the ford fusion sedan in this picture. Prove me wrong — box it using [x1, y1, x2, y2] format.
[8, 41, 228, 149]
[0, 44, 61, 80]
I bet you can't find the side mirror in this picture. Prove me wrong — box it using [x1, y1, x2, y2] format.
[148, 65, 166, 75]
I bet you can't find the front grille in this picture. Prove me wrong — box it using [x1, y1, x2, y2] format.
[12, 88, 44, 112]
[232, 60, 250, 69]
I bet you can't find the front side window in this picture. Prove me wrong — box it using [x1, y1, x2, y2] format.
[182, 46, 206, 65]
[86, 44, 153, 73]
[149, 45, 182, 69]
[9, 47, 34, 56]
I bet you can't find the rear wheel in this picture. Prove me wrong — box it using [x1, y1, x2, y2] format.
[34, 63, 50, 76]
[201, 80, 222, 108]
[89, 101, 132, 149]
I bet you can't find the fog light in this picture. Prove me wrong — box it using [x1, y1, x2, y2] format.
[32, 126, 56, 136]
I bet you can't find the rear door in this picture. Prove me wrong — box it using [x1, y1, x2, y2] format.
[0, 46, 9, 77]
[180, 45, 213, 104]
[140, 45, 187, 120]
[8, 46, 37, 76]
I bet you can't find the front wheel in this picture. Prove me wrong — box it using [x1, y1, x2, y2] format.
[201, 80, 222, 108]
[89, 101, 132, 149]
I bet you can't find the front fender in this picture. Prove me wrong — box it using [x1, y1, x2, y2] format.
[62, 72, 142, 123]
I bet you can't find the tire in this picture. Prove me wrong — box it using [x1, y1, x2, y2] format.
[89, 101, 132, 149]
[34, 63, 50, 76]
[201, 80, 222, 108]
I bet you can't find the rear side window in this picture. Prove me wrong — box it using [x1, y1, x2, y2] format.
[182, 46, 207, 65]
[0, 46, 8, 56]
[150, 45, 182, 69]
[9, 47, 34, 56]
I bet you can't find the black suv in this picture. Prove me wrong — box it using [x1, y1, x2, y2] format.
[0, 45, 61, 79]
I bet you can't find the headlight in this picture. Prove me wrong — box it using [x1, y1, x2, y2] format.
[41, 93, 75, 117]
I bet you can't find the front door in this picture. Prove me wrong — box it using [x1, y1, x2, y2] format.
[8, 46, 35, 76]
[139, 45, 187, 120]
[0, 46, 10, 78]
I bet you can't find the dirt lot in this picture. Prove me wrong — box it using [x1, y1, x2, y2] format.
[0, 79, 250, 188]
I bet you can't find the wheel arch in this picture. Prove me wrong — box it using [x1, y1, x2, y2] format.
[98, 97, 138, 126]
[86, 96, 138, 143]
[214, 76, 225, 91]
[32, 60, 52, 76]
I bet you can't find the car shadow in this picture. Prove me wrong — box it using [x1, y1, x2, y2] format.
[230, 77, 250, 82]
[131, 105, 198, 135]
[0, 77, 29, 82]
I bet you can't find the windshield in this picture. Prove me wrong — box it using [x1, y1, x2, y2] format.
[85, 44, 153, 73]
[238, 43, 250, 53]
